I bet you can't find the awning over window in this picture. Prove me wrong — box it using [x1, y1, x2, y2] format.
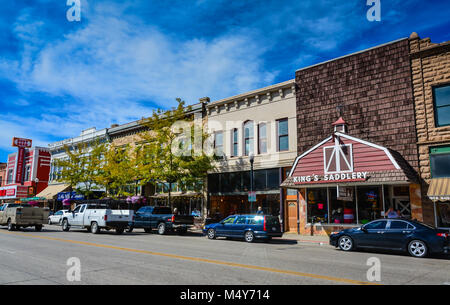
[428, 178, 450, 201]
[36, 184, 70, 200]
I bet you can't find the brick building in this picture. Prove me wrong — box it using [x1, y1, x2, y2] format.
[281, 37, 423, 235]
[0, 163, 6, 187]
[410, 32, 450, 229]
[0, 146, 51, 203]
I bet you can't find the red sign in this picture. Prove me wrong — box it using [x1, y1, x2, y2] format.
[12, 137, 32, 148]
[15, 147, 25, 184]
[0, 187, 16, 197]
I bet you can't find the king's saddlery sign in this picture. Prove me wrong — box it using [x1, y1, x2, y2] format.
[292, 171, 368, 184]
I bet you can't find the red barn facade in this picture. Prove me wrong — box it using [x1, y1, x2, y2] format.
[281, 118, 420, 235]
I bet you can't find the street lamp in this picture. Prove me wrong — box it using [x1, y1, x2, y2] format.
[249, 153, 254, 213]
[34, 178, 39, 195]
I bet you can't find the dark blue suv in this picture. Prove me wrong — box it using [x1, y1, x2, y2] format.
[203, 214, 282, 243]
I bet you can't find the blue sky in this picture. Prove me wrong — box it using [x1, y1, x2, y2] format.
[0, 0, 449, 160]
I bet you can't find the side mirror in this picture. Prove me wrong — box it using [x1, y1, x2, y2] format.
[361, 226, 368, 233]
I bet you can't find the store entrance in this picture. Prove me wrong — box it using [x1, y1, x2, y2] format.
[285, 200, 298, 232]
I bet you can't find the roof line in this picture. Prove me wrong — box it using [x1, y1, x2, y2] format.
[296, 37, 408, 73]
[208, 79, 295, 107]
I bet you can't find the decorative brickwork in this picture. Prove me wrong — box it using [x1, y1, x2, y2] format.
[410, 33, 450, 225]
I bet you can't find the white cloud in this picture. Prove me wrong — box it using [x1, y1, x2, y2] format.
[0, 4, 276, 150]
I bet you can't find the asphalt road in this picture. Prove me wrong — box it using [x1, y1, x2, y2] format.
[0, 225, 448, 285]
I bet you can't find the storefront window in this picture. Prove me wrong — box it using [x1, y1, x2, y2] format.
[436, 202, 450, 228]
[430, 146, 450, 178]
[357, 187, 382, 224]
[306, 188, 328, 223]
[329, 187, 356, 224]
[433, 84, 450, 127]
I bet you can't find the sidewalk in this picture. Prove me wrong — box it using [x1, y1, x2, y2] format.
[281, 232, 330, 245]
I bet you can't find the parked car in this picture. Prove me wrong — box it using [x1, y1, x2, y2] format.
[48, 210, 69, 225]
[0, 203, 49, 231]
[330, 218, 450, 258]
[61, 203, 133, 234]
[128, 206, 194, 235]
[203, 214, 282, 243]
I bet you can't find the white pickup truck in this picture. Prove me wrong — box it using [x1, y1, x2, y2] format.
[61, 203, 134, 235]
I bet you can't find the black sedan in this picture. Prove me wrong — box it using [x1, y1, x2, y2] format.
[330, 219, 449, 258]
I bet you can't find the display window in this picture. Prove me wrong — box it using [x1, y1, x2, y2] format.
[329, 188, 356, 224]
[357, 187, 382, 224]
[436, 202, 450, 228]
[306, 188, 328, 223]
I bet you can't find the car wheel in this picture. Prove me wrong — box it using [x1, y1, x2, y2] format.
[35, 225, 42, 232]
[338, 236, 354, 251]
[157, 223, 166, 235]
[62, 219, 70, 232]
[115, 228, 124, 235]
[7, 219, 15, 231]
[244, 231, 255, 243]
[58, 219, 62, 226]
[48, 219, 52, 225]
[408, 240, 428, 258]
[126, 227, 134, 233]
[91, 222, 100, 234]
[207, 228, 216, 239]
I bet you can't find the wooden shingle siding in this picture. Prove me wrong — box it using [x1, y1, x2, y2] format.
[295, 39, 418, 171]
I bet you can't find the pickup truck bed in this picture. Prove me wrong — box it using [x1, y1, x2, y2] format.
[62, 204, 133, 234]
[130, 206, 194, 235]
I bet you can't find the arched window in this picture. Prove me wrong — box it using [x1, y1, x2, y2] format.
[243, 120, 254, 156]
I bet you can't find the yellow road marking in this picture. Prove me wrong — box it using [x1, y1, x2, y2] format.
[0, 230, 379, 285]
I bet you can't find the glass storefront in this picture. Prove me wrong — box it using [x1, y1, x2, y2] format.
[305, 185, 411, 225]
[210, 194, 280, 219]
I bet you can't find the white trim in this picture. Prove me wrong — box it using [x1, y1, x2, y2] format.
[288, 136, 333, 177]
[335, 132, 401, 169]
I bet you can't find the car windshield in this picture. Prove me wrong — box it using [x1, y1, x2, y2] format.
[222, 216, 236, 224]
[412, 221, 436, 230]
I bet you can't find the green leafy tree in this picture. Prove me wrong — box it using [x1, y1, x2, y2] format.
[96, 144, 138, 199]
[54, 141, 107, 199]
[138, 98, 214, 209]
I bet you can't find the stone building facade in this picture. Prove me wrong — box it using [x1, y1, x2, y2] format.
[410, 32, 450, 228]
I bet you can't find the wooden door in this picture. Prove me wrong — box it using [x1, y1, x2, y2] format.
[285, 201, 298, 232]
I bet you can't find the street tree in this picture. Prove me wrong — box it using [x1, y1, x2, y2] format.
[138, 98, 214, 209]
[53, 140, 106, 199]
[96, 144, 139, 199]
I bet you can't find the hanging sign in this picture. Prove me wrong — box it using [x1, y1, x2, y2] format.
[248, 191, 256, 202]
[337, 185, 354, 201]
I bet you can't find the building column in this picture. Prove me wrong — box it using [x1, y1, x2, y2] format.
[409, 183, 423, 221]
